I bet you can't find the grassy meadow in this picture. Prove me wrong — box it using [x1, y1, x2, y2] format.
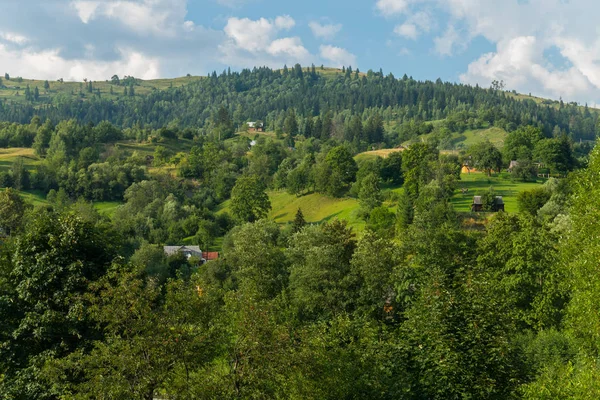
[451, 172, 545, 213]
[0, 148, 41, 172]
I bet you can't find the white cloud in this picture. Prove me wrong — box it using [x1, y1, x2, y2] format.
[70, 0, 189, 37]
[268, 37, 310, 59]
[319, 45, 357, 68]
[221, 15, 313, 67]
[224, 17, 279, 52]
[309, 21, 342, 40]
[393, 11, 433, 40]
[0, 43, 160, 81]
[376, 0, 411, 16]
[0, 32, 29, 45]
[275, 15, 296, 30]
[379, 0, 600, 102]
[433, 24, 460, 56]
[394, 23, 417, 39]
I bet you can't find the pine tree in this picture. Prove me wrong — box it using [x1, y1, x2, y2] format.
[44, 80, 50, 91]
[87, 81, 93, 93]
[24, 85, 32, 102]
[33, 86, 39, 101]
[293, 208, 306, 233]
[128, 85, 135, 97]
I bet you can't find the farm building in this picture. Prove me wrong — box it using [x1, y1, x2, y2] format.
[164, 245, 204, 260]
[247, 121, 264, 132]
[471, 196, 505, 212]
[471, 196, 483, 212]
[493, 196, 505, 212]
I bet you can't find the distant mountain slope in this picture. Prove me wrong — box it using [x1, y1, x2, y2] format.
[0, 66, 596, 141]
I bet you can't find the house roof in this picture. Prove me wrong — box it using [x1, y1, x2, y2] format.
[163, 245, 202, 257]
[247, 121, 263, 128]
[473, 196, 482, 205]
[202, 251, 219, 261]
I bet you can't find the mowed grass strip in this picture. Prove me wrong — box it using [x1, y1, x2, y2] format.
[355, 148, 404, 162]
[0, 148, 41, 172]
[451, 172, 545, 213]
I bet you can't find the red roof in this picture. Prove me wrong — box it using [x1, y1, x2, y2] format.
[202, 252, 219, 261]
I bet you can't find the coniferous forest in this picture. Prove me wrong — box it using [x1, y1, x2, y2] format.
[0, 65, 600, 399]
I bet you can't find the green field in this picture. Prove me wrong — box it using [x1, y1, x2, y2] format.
[0, 148, 41, 172]
[455, 127, 508, 149]
[269, 191, 365, 229]
[451, 172, 545, 213]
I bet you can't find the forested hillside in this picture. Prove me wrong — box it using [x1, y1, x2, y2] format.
[0, 64, 599, 399]
[0, 65, 597, 142]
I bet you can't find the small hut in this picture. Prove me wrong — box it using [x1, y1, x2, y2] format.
[471, 196, 483, 212]
[493, 196, 505, 212]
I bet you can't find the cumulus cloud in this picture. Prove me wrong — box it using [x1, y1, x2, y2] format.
[71, 0, 189, 37]
[319, 45, 357, 68]
[376, 0, 411, 16]
[220, 15, 313, 67]
[0, 0, 224, 80]
[309, 21, 342, 40]
[395, 11, 433, 39]
[0, 32, 29, 45]
[0, 43, 160, 81]
[378, 0, 600, 103]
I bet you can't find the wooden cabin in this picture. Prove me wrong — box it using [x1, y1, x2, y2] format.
[247, 121, 264, 132]
[493, 196, 505, 212]
[471, 196, 483, 212]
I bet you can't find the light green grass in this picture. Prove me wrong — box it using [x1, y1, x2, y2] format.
[269, 190, 365, 230]
[457, 127, 508, 148]
[0, 148, 41, 172]
[114, 138, 195, 157]
[218, 185, 402, 232]
[93, 201, 121, 216]
[355, 148, 403, 162]
[451, 172, 545, 213]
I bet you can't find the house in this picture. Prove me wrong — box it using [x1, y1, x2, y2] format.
[493, 196, 505, 212]
[471, 196, 505, 212]
[164, 245, 204, 260]
[247, 121, 264, 132]
[508, 160, 519, 172]
[471, 196, 483, 212]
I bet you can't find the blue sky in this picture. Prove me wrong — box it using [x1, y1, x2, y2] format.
[1, 0, 599, 104]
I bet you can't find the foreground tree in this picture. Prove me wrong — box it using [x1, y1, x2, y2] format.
[0, 188, 29, 235]
[0, 211, 117, 399]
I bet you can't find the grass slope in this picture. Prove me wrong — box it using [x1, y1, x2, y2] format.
[456, 127, 508, 149]
[451, 172, 545, 213]
[0, 148, 41, 172]
[269, 191, 365, 230]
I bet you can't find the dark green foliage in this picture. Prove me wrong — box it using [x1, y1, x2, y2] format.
[230, 174, 271, 223]
[0, 188, 29, 235]
[380, 151, 403, 184]
[533, 136, 576, 174]
[469, 140, 504, 176]
[518, 187, 552, 215]
[292, 207, 306, 232]
[0, 210, 117, 398]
